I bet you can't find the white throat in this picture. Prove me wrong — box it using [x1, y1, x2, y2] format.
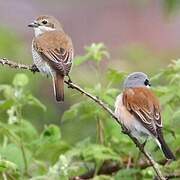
[34, 26, 55, 37]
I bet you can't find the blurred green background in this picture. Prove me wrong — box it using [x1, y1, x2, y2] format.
[0, 0, 180, 179]
[0, 0, 180, 141]
[1, 0, 180, 142]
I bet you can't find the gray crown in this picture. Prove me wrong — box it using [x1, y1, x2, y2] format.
[123, 72, 149, 88]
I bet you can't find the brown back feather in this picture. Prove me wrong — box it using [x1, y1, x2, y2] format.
[123, 87, 162, 137]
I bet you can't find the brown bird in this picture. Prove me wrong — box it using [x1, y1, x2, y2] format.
[28, 15, 74, 101]
[115, 72, 176, 160]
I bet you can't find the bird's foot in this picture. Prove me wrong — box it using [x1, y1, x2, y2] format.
[67, 75, 73, 88]
[140, 139, 148, 150]
[121, 126, 130, 135]
[67, 75, 72, 83]
[31, 64, 39, 73]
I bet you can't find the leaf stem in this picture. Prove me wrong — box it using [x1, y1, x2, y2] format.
[96, 116, 104, 144]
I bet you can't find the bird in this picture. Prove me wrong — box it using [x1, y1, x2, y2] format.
[114, 72, 176, 160]
[28, 15, 74, 102]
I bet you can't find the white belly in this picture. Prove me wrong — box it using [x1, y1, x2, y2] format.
[32, 46, 54, 76]
[114, 94, 151, 140]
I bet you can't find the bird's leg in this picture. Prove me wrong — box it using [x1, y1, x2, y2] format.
[121, 126, 130, 135]
[31, 64, 39, 73]
[67, 75, 73, 88]
[67, 75, 72, 83]
[134, 138, 148, 166]
[141, 137, 148, 149]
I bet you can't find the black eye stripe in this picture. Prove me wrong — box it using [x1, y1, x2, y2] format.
[42, 20, 48, 24]
[144, 79, 151, 86]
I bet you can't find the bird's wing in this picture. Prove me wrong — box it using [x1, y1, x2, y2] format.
[33, 31, 73, 75]
[122, 87, 162, 137]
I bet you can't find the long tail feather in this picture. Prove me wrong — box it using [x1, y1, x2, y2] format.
[53, 74, 64, 102]
[157, 130, 176, 160]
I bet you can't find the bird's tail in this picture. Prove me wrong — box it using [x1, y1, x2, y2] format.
[53, 73, 64, 102]
[157, 130, 176, 160]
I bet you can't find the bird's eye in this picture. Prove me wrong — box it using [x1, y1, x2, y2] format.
[144, 79, 151, 86]
[42, 20, 48, 25]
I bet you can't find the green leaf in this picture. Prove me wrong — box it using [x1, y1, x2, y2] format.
[62, 103, 80, 121]
[34, 140, 70, 163]
[0, 144, 32, 172]
[107, 68, 126, 84]
[0, 159, 20, 178]
[163, 0, 180, 15]
[28, 159, 48, 178]
[85, 43, 110, 62]
[33, 125, 70, 162]
[0, 122, 20, 144]
[16, 120, 39, 142]
[74, 43, 109, 66]
[115, 168, 141, 180]
[81, 144, 120, 163]
[74, 55, 89, 66]
[13, 73, 29, 87]
[0, 99, 14, 110]
[2, 85, 15, 99]
[41, 125, 61, 141]
[26, 94, 46, 111]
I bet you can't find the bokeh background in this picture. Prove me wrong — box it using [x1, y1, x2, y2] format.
[1, 0, 180, 143]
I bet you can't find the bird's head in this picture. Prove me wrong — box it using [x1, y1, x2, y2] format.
[28, 15, 63, 37]
[123, 72, 151, 89]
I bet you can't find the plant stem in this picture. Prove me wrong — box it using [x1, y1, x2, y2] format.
[96, 116, 104, 144]
[19, 135, 28, 175]
[2, 173, 7, 180]
[16, 104, 28, 175]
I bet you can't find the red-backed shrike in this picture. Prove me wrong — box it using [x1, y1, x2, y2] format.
[28, 15, 74, 101]
[115, 72, 175, 160]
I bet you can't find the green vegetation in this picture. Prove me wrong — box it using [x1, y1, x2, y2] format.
[0, 43, 179, 179]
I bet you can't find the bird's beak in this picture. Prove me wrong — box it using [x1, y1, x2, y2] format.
[28, 21, 39, 28]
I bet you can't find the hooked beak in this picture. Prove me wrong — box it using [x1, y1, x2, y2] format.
[28, 21, 39, 28]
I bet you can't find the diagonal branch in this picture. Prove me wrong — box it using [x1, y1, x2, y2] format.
[0, 58, 165, 180]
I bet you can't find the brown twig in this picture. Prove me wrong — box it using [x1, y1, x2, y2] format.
[0, 58, 166, 180]
[165, 172, 180, 179]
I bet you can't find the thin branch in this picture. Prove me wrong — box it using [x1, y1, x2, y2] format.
[0, 58, 166, 180]
[165, 172, 180, 179]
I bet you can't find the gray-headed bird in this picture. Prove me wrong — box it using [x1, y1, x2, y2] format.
[115, 72, 175, 160]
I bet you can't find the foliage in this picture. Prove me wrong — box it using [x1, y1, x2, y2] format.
[163, 0, 180, 16]
[0, 43, 179, 180]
